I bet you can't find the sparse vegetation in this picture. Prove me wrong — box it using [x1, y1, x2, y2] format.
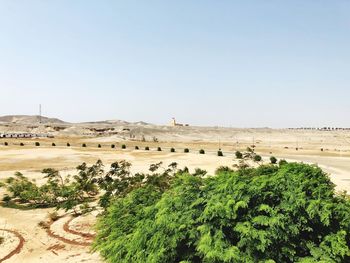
[184, 148, 189, 153]
[35, 142, 40, 146]
[253, 154, 262, 162]
[98, 144, 101, 148]
[82, 143, 87, 147]
[145, 146, 150, 151]
[4, 142, 8, 146]
[235, 151, 243, 159]
[20, 143, 24, 146]
[270, 156, 277, 164]
[199, 149, 205, 154]
[157, 147, 162, 151]
[111, 144, 115, 149]
[0, 236, 4, 245]
[1, 161, 103, 213]
[121, 144, 126, 149]
[67, 143, 70, 147]
[279, 159, 288, 166]
[170, 148, 175, 152]
[52, 143, 56, 147]
[217, 150, 223, 156]
[48, 211, 59, 221]
[135, 146, 139, 150]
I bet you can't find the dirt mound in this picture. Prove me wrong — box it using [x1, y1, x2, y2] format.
[0, 115, 66, 124]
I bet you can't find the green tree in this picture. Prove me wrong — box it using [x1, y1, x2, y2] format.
[94, 163, 350, 263]
[253, 154, 262, 162]
[270, 156, 277, 164]
[235, 151, 243, 159]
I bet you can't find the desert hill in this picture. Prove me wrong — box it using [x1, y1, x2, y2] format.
[0, 115, 66, 124]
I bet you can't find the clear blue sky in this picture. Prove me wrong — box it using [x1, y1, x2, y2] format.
[0, 1, 349, 127]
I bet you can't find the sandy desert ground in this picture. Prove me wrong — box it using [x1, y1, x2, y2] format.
[1, 119, 350, 262]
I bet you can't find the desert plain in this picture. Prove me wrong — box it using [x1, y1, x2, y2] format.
[0, 116, 350, 262]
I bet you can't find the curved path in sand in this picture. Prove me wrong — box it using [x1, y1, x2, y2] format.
[0, 229, 25, 263]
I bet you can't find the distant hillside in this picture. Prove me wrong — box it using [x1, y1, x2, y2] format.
[0, 115, 67, 124]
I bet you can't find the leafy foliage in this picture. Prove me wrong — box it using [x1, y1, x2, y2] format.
[2, 161, 104, 213]
[184, 148, 190, 153]
[171, 147, 176, 152]
[199, 149, 205, 154]
[253, 154, 262, 162]
[94, 163, 350, 263]
[270, 156, 277, 164]
[235, 151, 243, 159]
[97, 161, 178, 209]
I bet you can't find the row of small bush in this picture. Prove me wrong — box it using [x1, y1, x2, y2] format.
[2, 142, 276, 160]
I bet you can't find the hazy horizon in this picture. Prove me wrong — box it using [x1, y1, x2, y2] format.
[1, 1, 349, 128]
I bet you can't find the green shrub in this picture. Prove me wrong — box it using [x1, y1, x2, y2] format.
[145, 146, 150, 151]
[122, 144, 126, 149]
[82, 143, 87, 147]
[253, 155, 262, 162]
[98, 144, 102, 148]
[4, 142, 8, 146]
[184, 148, 189, 153]
[94, 163, 350, 263]
[157, 147, 162, 151]
[20, 142, 24, 146]
[111, 144, 115, 149]
[135, 146, 139, 150]
[235, 151, 243, 159]
[35, 142, 40, 146]
[279, 159, 288, 166]
[199, 149, 205, 154]
[67, 143, 70, 147]
[215, 166, 233, 174]
[270, 156, 277, 164]
[217, 150, 223, 156]
[0, 236, 3, 245]
[52, 143, 56, 147]
[170, 148, 175, 153]
[2, 195, 11, 203]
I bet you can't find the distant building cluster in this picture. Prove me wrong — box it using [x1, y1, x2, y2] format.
[170, 118, 189, 127]
[288, 127, 350, 131]
[0, 133, 54, 138]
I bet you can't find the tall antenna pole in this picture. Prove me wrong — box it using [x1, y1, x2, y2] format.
[39, 104, 42, 123]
